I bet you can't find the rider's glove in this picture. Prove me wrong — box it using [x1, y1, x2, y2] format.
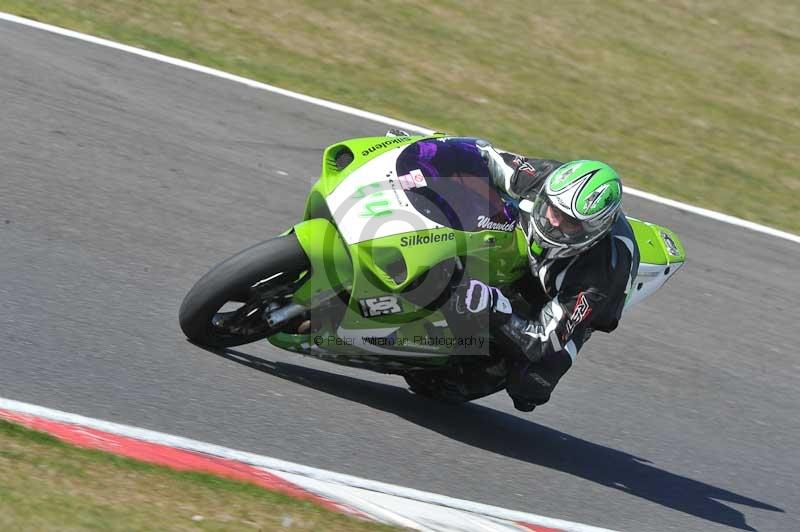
[476, 140, 516, 197]
[451, 279, 513, 326]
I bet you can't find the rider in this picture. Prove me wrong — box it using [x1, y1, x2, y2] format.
[474, 140, 640, 412]
[386, 129, 640, 412]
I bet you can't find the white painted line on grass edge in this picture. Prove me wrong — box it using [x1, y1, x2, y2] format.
[2, 11, 797, 245]
[0, 397, 617, 532]
[622, 187, 800, 244]
[0, 12, 434, 136]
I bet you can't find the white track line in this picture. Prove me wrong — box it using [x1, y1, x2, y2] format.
[0, 397, 617, 532]
[622, 187, 800, 243]
[1, 11, 798, 245]
[0, 12, 432, 136]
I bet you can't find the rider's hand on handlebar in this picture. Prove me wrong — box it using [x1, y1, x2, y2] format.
[451, 279, 512, 326]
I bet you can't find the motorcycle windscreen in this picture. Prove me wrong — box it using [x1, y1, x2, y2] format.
[396, 138, 519, 233]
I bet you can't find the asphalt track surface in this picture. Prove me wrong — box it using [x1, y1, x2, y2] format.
[2, 21, 799, 532]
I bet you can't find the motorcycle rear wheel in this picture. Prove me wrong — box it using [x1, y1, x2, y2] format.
[404, 366, 507, 404]
[179, 234, 309, 348]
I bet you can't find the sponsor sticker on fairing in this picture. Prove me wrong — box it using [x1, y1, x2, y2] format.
[661, 231, 680, 257]
[399, 169, 427, 190]
[358, 296, 403, 317]
[476, 215, 516, 232]
[400, 232, 455, 247]
[360, 136, 415, 157]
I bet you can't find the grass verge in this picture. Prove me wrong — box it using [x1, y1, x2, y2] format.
[0, 419, 397, 531]
[1, 0, 798, 233]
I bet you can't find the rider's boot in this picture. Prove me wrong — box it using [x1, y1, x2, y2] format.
[505, 349, 572, 411]
[512, 396, 537, 412]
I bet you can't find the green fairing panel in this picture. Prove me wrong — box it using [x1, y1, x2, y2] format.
[316, 134, 444, 195]
[628, 217, 686, 265]
[352, 227, 527, 292]
[303, 136, 431, 221]
[276, 221, 528, 357]
[291, 218, 353, 306]
[340, 226, 528, 324]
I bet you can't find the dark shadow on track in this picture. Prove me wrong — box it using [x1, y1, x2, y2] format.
[211, 348, 783, 532]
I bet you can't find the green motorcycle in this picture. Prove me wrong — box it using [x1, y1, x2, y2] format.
[179, 135, 685, 402]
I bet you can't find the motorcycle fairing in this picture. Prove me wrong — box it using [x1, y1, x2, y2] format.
[271, 136, 686, 361]
[625, 218, 686, 310]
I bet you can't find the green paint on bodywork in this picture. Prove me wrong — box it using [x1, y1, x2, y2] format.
[271, 219, 529, 357]
[351, 182, 382, 199]
[304, 134, 448, 220]
[629, 217, 686, 265]
[318, 135, 443, 196]
[359, 200, 392, 218]
[291, 218, 353, 306]
[352, 226, 527, 293]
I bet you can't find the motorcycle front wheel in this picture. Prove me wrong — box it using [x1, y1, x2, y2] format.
[179, 234, 310, 348]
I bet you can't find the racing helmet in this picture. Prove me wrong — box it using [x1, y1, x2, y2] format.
[522, 160, 622, 260]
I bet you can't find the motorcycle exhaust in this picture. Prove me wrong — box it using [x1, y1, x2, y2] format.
[265, 303, 306, 328]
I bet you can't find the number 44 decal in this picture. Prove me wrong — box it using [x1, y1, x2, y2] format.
[352, 182, 392, 218]
[359, 296, 403, 317]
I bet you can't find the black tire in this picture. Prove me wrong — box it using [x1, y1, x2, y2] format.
[179, 234, 309, 348]
[404, 373, 469, 404]
[404, 368, 507, 404]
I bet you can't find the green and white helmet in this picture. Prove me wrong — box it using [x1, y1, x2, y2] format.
[525, 160, 623, 260]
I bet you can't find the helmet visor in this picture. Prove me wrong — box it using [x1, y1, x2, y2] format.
[530, 191, 608, 248]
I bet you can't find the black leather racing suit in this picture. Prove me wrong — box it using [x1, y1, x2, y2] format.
[496, 154, 640, 409]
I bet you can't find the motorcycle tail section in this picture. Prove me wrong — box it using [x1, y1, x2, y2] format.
[625, 218, 686, 310]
